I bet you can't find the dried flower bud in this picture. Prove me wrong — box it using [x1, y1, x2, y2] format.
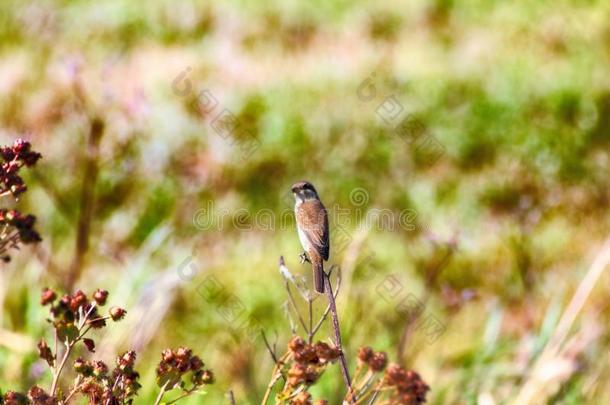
[190, 355, 204, 371]
[27, 386, 55, 405]
[109, 306, 126, 321]
[40, 288, 56, 306]
[288, 335, 306, 352]
[314, 342, 340, 364]
[93, 289, 109, 306]
[162, 348, 174, 363]
[201, 369, 214, 384]
[287, 363, 318, 387]
[92, 360, 108, 377]
[117, 350, 137, 370]
[385, 364, 429, 404]
[69, 290, 88, 311]
[357, 346, 374, 363]
[74, 357, 92, 375]
[368, 351, 388, 372]
[37, 339, 54, 367]
[293, 343, 318, 364]
[3, 391, 29, 405]
[83, 338, 95, 353]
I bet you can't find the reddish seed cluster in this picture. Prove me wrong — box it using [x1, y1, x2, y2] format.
[26, 387, 56, 405]
[156, 347, 214, 389]
[385, 364, 429, 405]
[40, 288, 125, 339]
[1, 390, 31, 405]
[0, 139, 41, 262]
[286, 336, 340, 387]
[0, 139, 42, 197]
[1, 386, 58, 405]
[0, 210, 41, 244]
[0, 139, 42, 168]
[357, 346, 388, 372]
[76, 351, 141, 403]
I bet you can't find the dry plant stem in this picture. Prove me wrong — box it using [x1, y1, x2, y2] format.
[310, 267, 341, 337]
[261, 331, 286, 383]
[513, 237, 610, 405]
[323, 273, 354, 403]
[261, 352, 290, 405]
[50, 341, 73, 396]
[284, 280, 309, 335]
[165, 387, 199, 405]
[103, 373, 122, 405]
[308, 298, 314, 343]
[356, 379, 385, 405]
[228, 390, 236, 405]
[50, 306, 105, 396]
[62, 376, 82, 404]
[153, 381, 170, 405]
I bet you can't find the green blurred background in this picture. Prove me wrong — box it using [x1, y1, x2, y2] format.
[1, 0, 609, 403]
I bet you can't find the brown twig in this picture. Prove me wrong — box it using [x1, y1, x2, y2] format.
[311, 266, 341, 337]
[228, 390, 236, 405]
[261, 330, 286, 382]
[50, 305, 99, 396]
[261, 352, 290, 405]
[324, 271, 354, 403]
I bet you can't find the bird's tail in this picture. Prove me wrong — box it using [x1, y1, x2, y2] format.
[312, 256, 325, 293]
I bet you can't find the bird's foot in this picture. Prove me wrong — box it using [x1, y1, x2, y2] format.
[299, 252, 311, 264]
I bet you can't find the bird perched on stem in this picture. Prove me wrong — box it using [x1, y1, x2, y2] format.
[291, 181, 329, 293]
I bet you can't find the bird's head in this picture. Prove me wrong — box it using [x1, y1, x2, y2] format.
[291, 181, 319, 202]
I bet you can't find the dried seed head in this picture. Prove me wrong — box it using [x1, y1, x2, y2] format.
[40, 288, 57, 306]
[93, 289, 109, 306]
[368, 351, 388, 372]
[109, 306, 126, 321]
[37, 339, 54, 367]
[357, 346, 374, 363]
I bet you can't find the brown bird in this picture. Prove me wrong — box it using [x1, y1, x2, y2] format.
[292, 181, 329, 293]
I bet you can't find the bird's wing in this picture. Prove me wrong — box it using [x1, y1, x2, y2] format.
[299, 199, 329, 260]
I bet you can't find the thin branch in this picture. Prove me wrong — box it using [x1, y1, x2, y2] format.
[280, 256, 310, 335]
[285, 281, 309, 335]
[153, 381, 169, 405]
[311, 266, 341, 337]
[324, 271, 354, 403]
[165, 387, 199, 405]
[261, 352, 290, 405]
[228, 390, 236, 405]
[50, 305, 98, 396]
[50, 339, 74, 395]
[62, 375, 82, 404]
[308, 297, 313, 343]
[261, 330, 286, 382]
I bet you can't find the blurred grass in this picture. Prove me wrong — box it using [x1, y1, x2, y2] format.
[1, 0, 610, 403]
